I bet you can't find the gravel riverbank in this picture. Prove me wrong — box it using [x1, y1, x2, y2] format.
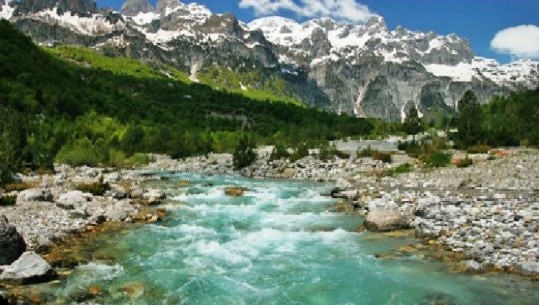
[145, 148, 539, 276]
[1, 147, 537, 292]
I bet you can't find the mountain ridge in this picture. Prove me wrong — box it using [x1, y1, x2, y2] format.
[2, 0, 538, 121]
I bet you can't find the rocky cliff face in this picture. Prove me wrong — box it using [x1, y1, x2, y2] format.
[2, 0, 538, 121]
[120, 0, 152, 16]
[14, 0, 96, 16]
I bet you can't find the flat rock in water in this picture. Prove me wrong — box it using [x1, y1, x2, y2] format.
[0, 251, 57, 284]
[224, 187, 245, 197]
[0, 216, 26, 265]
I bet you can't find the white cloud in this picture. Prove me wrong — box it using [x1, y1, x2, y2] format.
[238, 0, 378, 23]
[491, 25, 539, 59]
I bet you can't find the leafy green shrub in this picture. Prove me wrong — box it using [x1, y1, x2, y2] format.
[319, 143, 349, 160]
[358, 147, 392, 163]
[456, 157, 473, 168]
[358, 146, 375, 158]
[270, 144, 289, 161]
[424, 151, 452, 168]
[0, 196, 16, 206]
[56, 138, 101, 167]
[290, 143, 309, 162]
[393, 163, 412, 174]
[76, 181, 110, 196]
[124, 153, 152, 168]
[35, 167, 54, 175]
[372, 151, 392, 163]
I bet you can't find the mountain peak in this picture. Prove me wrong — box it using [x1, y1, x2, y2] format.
[14, 0, 97, 16]
[156, 0, 180, 15]
[364, 16, 387, 31]
[120, 0, 153, 16]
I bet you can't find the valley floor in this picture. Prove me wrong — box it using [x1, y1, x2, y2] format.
[1, 146, 538, 303]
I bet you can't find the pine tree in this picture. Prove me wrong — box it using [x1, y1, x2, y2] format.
[233, 135, 256, 169]
[456, 90, 483, 148]
[403, 106, 422, 142]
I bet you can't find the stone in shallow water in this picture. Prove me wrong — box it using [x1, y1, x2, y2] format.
[0, 251, 57, 284]
[463, 260, 483, 273]
[421, 293, 457, 305]
[224, 187, 245, 197]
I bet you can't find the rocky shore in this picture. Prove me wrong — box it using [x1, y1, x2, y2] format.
[144, 148, 539, 277]
[1, 146, 538, 296]
[0, 165, 167, 288]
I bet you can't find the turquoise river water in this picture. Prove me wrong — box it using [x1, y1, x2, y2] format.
[21, 173, 539, 304]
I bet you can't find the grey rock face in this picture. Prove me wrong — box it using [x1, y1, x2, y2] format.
[0, 216, 26, 265]
[14, 0, 97, 17]
[120, 0, 153, 16]
[0, 251, 57, 284]
[155, 0, 179, 15]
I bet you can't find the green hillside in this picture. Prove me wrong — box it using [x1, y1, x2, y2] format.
[46, 46, 304, 106]
[0, 20, 373, 183]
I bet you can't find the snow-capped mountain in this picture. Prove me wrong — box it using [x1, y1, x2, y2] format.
[3, 0, 538, 121]
[0, 0, 15, 20]
[248, 16, 538, 91]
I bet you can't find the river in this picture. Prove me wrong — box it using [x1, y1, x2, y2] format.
[17, 172, 539, 304]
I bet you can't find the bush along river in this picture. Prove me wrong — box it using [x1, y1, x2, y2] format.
[6, 172, 539, 305]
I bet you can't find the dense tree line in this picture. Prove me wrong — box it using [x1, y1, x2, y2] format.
[0, 20, 374, 184]
[2, 20, 536, 186]
[453, 89, 539, 148]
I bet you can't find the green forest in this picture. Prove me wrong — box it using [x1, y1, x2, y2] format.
[0, 20, 373, 184]
[0, 20, 538, 185]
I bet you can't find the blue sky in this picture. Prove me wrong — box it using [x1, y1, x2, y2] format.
[97, 0, 539, 63]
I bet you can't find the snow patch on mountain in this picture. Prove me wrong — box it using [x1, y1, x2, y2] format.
[248, 15, 471, 66]
[0, 2, 14, 20]
[426, 58, 539, 88]
[129, 12, 158, 25]
[24, 7, 124, 36]
[425, 62, 477, 82]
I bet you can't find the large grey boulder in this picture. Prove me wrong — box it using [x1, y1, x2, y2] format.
[104, 200, 137, 222]
[515, 261, 539, 276]
[56, 191, 92, 210]
[57, 191, 91, 204]
[0, 251, 57, 284]
[363, 199, 409, 232]
[0, 216, 26, 265]
[16, 188, 53, 204]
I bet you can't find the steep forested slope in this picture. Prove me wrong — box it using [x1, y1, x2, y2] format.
[0, 20, 373, 182]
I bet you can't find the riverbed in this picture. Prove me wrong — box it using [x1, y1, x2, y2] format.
[12, 172, 539, 304]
